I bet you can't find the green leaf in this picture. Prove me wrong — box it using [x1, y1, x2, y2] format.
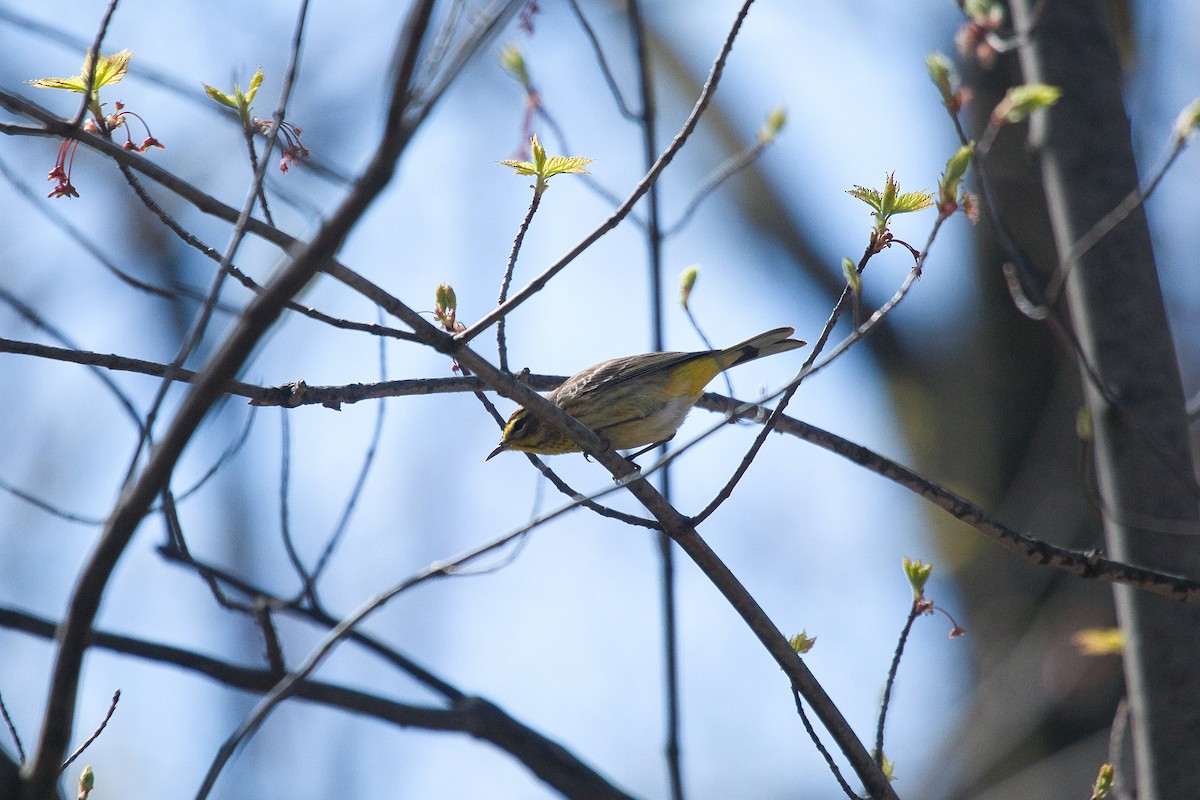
[530, 134, 547, 173]
[500, 43, 530, 88]
[938, 143, 975, 210]
[1173, 97, 1200, 145]
[847, 185, 884, 214]
[203, 83, 237, 109]
[244, 67, 264, 106]
[1071, 627, 1124, 656]
[29, 76, 90, 93]
[678, 265, 699, 310]
[436, 283, 457, 312]
[902, 557, 933, 599]
[1090, 763, 1114, 800]
[892, 190, 934, 214]
[926, 53, 952, 94]
[880, 171, 899, 214]
[842, 257, 860, 295]
[759, 106, 787, 142]
[942, 144, 974, 188]
[90, 49, 132, 89]
[204, 69, 266, 126]
[500, 135, 593, 191]
[541, 155, 593, 178]
[31, 49, 132, 97]
[994, 83, 1062, 125]
[849, 174, 932, 227]
[497, 158, 538, 176]
[926, 52, 956, 109]
[788, 631, 817, 654]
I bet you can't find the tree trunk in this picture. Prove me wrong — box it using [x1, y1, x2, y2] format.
[1010, 1, 1200, 796]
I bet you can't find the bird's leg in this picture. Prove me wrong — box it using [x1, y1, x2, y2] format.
[624, 436, 674, 462]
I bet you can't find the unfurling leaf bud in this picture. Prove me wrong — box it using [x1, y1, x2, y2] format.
[902, 557, 933, 599]
[679, 265, 699, 310]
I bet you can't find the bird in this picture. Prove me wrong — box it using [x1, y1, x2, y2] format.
[486, 327, 805, 459]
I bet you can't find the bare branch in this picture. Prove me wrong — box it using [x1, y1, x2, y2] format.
[457, 0, 762, 344]
[59, 690, 119, 774]
[0, 691, 24, 765]
[0, 605, 633, 800]
[19, 0, 440, 793]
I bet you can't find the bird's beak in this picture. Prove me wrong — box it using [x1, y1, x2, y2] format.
[485, 443, 506, 461]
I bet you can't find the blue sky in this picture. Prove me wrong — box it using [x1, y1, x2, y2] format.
[1, 1, 1197, 798]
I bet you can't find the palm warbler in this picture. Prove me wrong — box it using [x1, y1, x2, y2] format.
[486, 327, 806, 459]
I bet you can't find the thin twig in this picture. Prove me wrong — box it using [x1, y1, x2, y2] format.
[0, 475, 104, 526]
[0, 288, 146, 432]
[0, 89, 421, 343]
[498, 190, 542, 371]
[792, 690, 860, 800]
[693, 220, 942, 526]
[194, 449, 639, 799]
[457, 0, 761, 344]
[241, 124, 274, 226]
[277, 410, 311, 584]
[874, 600, 922, 767]
[254, 600, 286, 675]
[697, 396, 1200, 602]
[945, 84, 1200, 502]
[308, 324, 391, 587]
[0, 604, 633, 800]
[663, 137, 772, 238]
[476, 383, 658, 528]
[19, 0, 433, 791]
[156, 546, 464, 700]
[160, 491, 250, 613]
[113, 162, 414, 341]
[166, 405, 258, 506]
[124, 0, 312, 487]
[626, 2, 683, 797]
[0, 156, 230, 309]
[60, 690, 119, 773]
[1044, 137, 1188, 304]
[0, 691, 25, 764]
[565, 0, 638, 120]
[71, 0, 120, 127]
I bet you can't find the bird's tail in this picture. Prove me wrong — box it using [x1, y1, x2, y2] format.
[716, 327, 806, 370]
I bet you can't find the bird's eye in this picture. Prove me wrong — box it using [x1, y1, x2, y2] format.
[511, 416, 526, 432]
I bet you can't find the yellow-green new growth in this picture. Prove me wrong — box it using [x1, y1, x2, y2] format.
[842, 257, 861, 295]
[1090, 763, 1114, 800]
[499, 43, 531, 89]
[758, 106, 787, 142]
[879, 754, 897, 783]
[1173, 98, 1200, 145]
[788, 631, 817, 654]
[678, 265, 699, 310]
[499, 135, 593, 195]
[31, 49, 132, 118]
[938, 144, 977, 221]
[203, 68, 265, 128]
[1071, 627, 1124, 656]
[78, 765, 94, 800]
[926, 52, 955, 107]
[992, 83, 1062, 125]
[848, 174, 934, 233]
[434, 283, 464, 333]
[902, 557, 933, 599]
